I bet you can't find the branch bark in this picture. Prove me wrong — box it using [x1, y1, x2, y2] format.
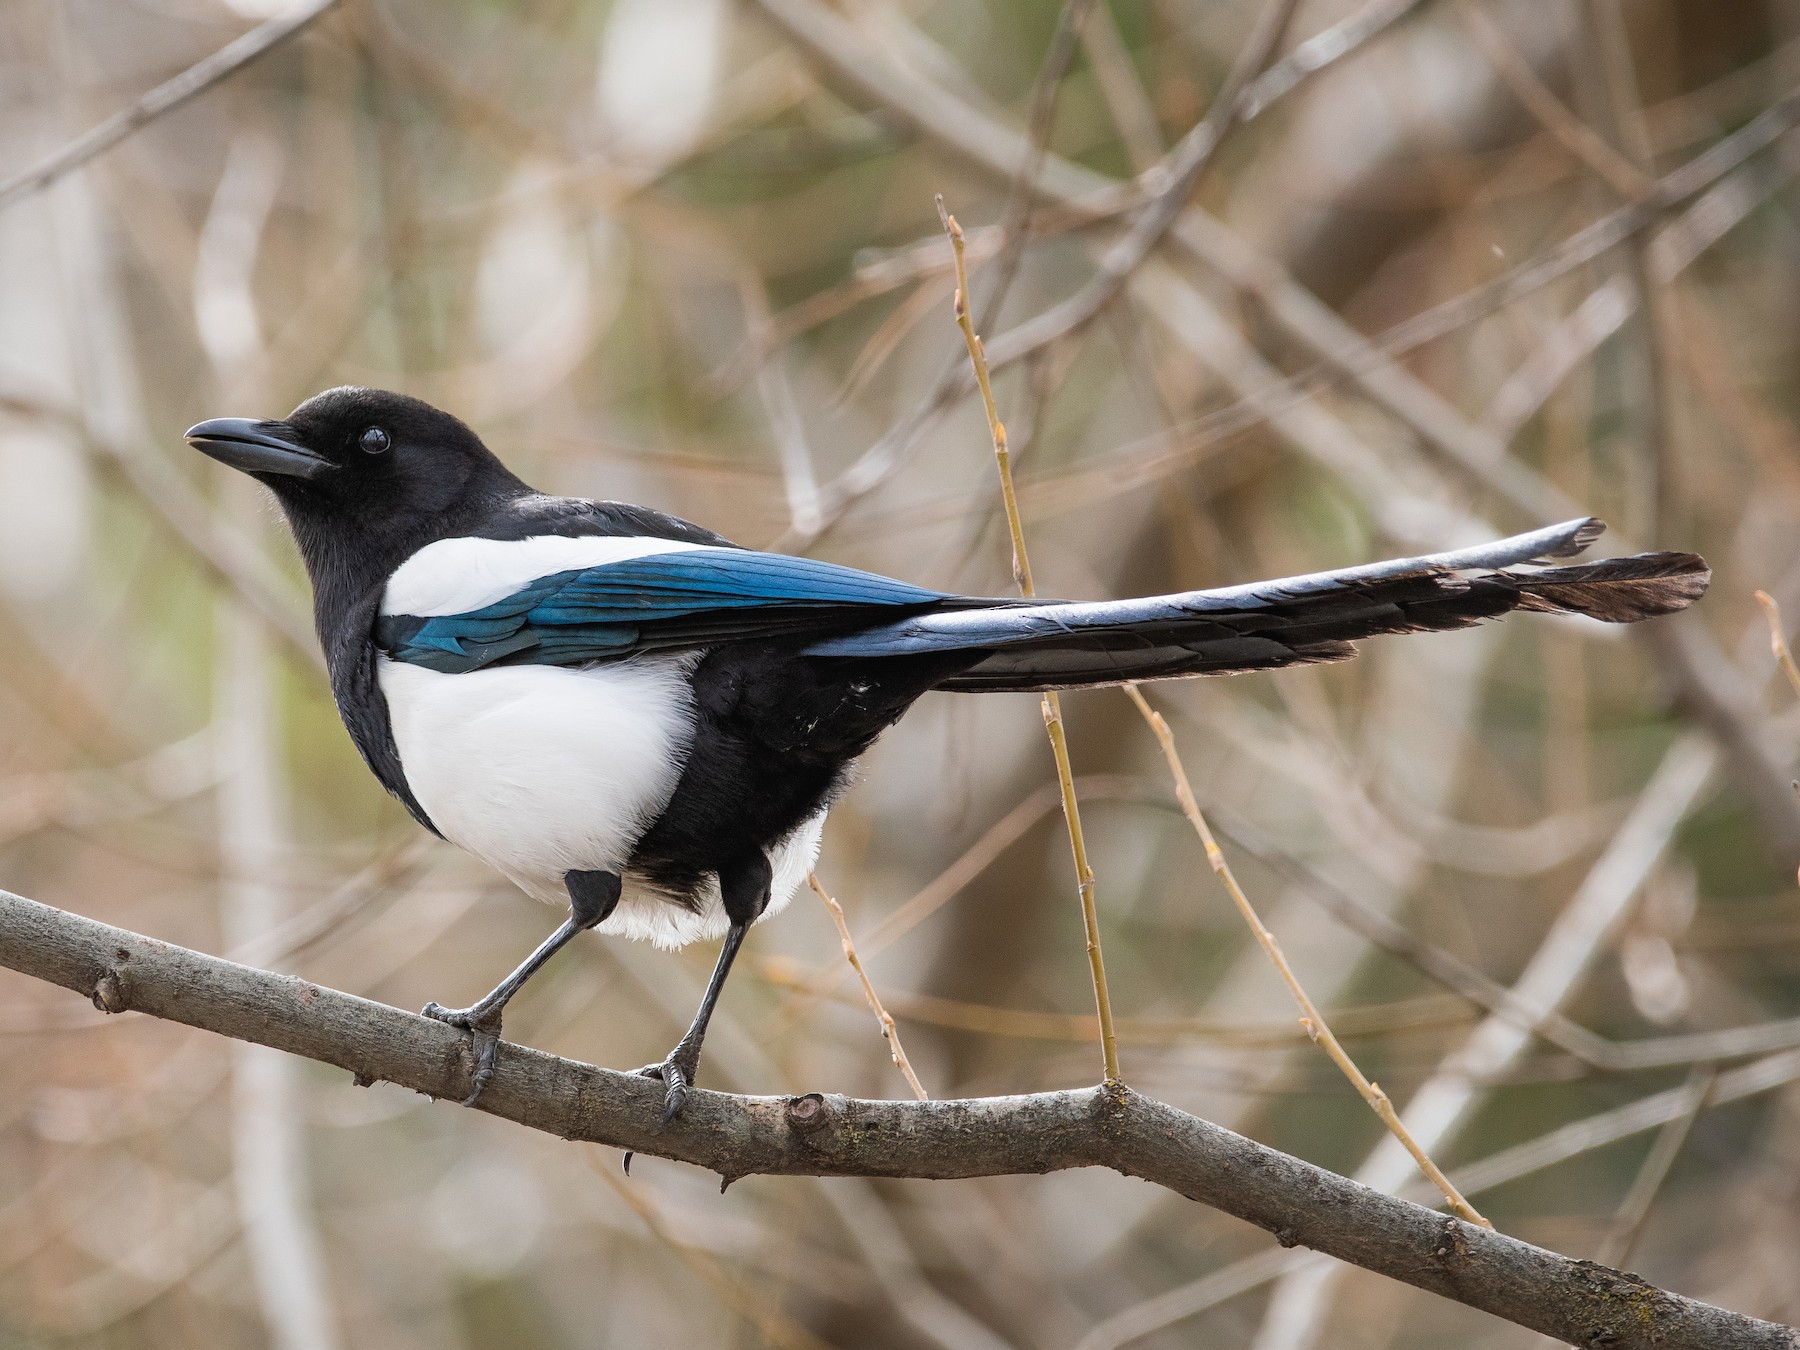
[1, 889, 1791, 1350]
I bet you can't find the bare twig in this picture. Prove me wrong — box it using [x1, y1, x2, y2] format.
[982, 0, 1303, 366]
[943, 279, 1115, 1090]
[0, 0, 342, 212]
[1215, 809, 1800, 1074]
[1241, 0, 1433, 117]
[1, 889, 1793, 1350]
[1079, 2, 1164, 171]
[806, 874, 927, 1101]
[1756, 590, 1800, 702]
[1122, 685, 1487, 1227]
[939, 197, 1121, 1085]
[1593, 1066, 1716, 1269]
[1457, 0, 1651, 202]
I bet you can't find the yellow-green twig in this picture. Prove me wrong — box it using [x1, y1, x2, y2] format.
[807, 873, 929, 1100]
[1123, 683, 1490, 1228]
[939, 195, 1121, 1085]
[1754, 590, 1800, 702]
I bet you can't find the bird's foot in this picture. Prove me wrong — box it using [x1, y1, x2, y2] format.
[636, 1047, 701, 1129]
[422, 1001, 504, 1106]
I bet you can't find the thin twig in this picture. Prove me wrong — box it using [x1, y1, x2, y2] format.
[1212, 809, 1800, 1074]
[939, 196, 1121, 1087]
[1457, 0, 1652, 202]
[806, 874, 928, 1100]
[972, 0, 1102, 335]
[1122, 685, 1488, 1227]
[1239, 0, 1431, 119]
[1593, 1066, 1716, 1269]
[984, 0, 1303, 365]
[1755, 590, 1800, 702]
[1255, 733, 1721, 1348]
[756, 963, 1473, 1047]
[0, 0, 342, 212]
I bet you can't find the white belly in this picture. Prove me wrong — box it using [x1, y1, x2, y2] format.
[378, 655, 696, 896]
[377, 655, 827, 948]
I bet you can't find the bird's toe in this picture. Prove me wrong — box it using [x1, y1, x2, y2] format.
[421, 1001, 503, 1106]
[636, 1053, 696, 1128]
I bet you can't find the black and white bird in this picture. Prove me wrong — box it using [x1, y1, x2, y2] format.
[188, 387, 1710, 1121]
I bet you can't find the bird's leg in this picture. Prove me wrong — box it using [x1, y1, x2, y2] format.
[424, 868, 621, 1106]
[639, 851, 771, 1127]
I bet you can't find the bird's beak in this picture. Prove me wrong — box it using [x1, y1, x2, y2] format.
[185, 418, 331, 480]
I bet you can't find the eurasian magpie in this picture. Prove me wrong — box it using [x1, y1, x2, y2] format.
[187, 386, 1710, 1121]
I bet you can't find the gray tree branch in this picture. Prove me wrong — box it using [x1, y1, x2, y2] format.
[0, 889, 1791, 1349]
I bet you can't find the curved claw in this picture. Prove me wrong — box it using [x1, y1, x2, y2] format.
[636, 1056, 694, 1128]
[422, 1001, 503, 1106]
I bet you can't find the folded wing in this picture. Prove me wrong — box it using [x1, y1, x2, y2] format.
[375, 546, 981, 672]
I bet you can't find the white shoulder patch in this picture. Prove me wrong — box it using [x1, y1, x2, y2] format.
[382, 534, 711, 616]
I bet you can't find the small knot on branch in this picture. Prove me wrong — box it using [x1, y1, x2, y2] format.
[90, 969, 126, 1014]
[1432, 1217, 1473, 1265]
[787, 1092, 830, 1133]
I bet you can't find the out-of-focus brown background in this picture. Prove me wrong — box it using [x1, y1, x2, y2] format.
[3, 1, 1799, 1346]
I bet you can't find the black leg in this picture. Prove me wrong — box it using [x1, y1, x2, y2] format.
[639, 851, 771, 1127]
[423, 869, 621, 1106]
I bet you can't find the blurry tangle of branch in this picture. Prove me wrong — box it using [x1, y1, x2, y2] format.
[768, 761, 1800, 1078]
[2, 890, 1796, 1350]
[0, 0, 342, 212]
[757, 0, 1800, 548]
[0, 393, 320, 671]
[1124, 685, 1486, 1226]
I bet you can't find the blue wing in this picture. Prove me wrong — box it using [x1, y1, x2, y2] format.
[376, 547, 969, 673]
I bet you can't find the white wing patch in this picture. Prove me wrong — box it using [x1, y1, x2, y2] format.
[382, 533, 710, 617]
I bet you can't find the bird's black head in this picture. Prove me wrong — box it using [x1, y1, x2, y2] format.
[188, 387, 531, 587]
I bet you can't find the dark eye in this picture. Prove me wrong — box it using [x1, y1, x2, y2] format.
[359, 426, 391, 455]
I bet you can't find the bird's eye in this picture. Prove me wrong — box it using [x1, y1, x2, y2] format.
[359, 426, 391, 455]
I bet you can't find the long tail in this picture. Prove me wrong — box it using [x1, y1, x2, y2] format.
[801, 519, 1709, 692]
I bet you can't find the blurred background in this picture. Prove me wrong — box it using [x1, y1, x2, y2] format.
[3, 0, 1800, 1346]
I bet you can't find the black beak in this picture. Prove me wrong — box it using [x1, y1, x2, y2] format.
[186, 418, 331, 480]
